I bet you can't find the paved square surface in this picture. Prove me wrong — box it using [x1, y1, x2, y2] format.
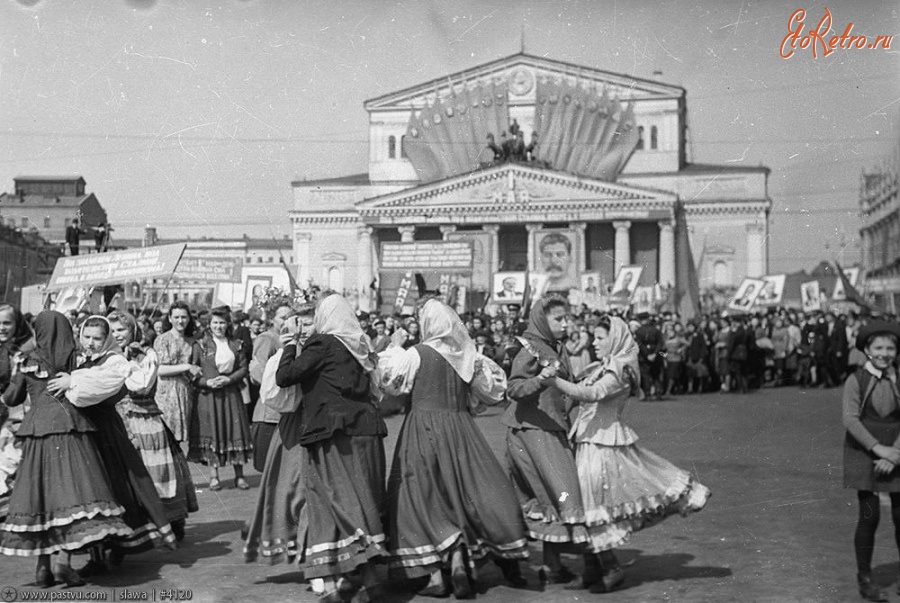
[0, 386, 879, 602]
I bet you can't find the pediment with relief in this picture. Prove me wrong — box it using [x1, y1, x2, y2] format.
[356, 164, 676, 220]
[364, 52, 684, 111]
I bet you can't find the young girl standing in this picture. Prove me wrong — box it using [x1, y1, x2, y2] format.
[842, 320, 900, 602]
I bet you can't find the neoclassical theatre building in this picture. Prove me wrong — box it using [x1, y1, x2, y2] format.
[290, 53, 771, 311]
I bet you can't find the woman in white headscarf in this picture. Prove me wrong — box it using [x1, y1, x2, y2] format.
[551, 315, 710, 593]
[378, 298, 527, 598]
[275, 294, 387, 603]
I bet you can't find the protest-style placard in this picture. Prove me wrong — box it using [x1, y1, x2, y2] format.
[47, 244, 186, 290]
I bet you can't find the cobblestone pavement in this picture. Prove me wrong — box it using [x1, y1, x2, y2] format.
[0, 386, 879, 602]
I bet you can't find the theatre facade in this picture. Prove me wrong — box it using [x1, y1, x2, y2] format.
[289, 53, 771, 312]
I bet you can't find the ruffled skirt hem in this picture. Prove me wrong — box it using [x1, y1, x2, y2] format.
[388, 531, 529, 578]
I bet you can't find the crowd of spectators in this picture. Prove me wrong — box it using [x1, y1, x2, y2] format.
[44, 300, 898, 409]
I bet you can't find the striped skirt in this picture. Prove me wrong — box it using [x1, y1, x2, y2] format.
[118, 401, 198, 523]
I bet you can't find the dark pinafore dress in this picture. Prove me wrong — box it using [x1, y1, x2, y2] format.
[844, 371, 900, 492]
[387, 345, 529, 577]
[79, 354, 176, 551]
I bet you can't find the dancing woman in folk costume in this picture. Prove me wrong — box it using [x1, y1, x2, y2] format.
[244, 308, 317, 589]
[276, 294, 387, 603]
[0, 311, 131, 588]
[107, 312, 198, 542]
[502, 297, 589, 584]
[841, 320, 900, 602]
[0, 303, 33, 522]
[378, 299, 529, 598]
[51, 316, 176, 575]
[551, 315, 710, 593]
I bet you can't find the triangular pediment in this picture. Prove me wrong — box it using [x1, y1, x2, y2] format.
[356, 164, 677, 221]
[364, 52, 684, 111]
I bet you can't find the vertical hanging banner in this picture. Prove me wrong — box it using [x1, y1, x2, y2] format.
[394, 272, 414, 312]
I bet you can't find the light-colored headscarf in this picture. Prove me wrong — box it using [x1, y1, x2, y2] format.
[79, 315, 123, 361]
[314, 294, 375, 372]
[418, 299, 478, 383]
[594, 315, 640, 385]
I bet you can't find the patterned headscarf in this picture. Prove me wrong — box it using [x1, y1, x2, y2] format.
[592, 315, 640, 386]
[521, 298, 570, 379]
[79, 315, 123, 361]
[418, 299, 478, 383]
[314, 294, 375, 372]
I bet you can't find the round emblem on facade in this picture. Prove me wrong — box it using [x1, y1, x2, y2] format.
[508, 68, 534, 96]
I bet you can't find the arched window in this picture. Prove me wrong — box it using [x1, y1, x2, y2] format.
[400, 135, 408, 158]
[388, 135, 396, 159]
[650, 125, 658, 150]
[328, 267, 342, 291]
[713, 261, 729, 288]
[636, 126, 644, 150]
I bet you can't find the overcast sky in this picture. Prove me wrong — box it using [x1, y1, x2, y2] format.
[0, 0, 897, 274]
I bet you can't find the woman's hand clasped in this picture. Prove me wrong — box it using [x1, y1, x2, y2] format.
[46, 372, 71, 396]
[206, 376, 230, 389]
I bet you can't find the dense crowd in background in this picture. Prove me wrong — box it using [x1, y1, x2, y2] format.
[0, 294, 895, 601]
[41, 302, 899, 408]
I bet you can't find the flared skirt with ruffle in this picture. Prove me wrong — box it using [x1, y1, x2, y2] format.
[0, 433, 132, 556]
[575, 442, 710, 553]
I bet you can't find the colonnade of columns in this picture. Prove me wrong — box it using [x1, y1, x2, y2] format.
[354, 220, 679, 292]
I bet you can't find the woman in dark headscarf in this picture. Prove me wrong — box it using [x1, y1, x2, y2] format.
[0, 311, 131, 587]
[379, 299, 527, 597]
[276, 294, 387, 603]
[48, 315, 176, 573]
[0, 303, 33, 518]
[0, 303, 33, 396]
[501, 297, 589, 584]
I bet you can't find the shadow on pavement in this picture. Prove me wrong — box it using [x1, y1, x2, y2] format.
[87, 519, 244, 588]
[617, 550, 732, 587]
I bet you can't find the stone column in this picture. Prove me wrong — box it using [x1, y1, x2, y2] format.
[613, 220, 631, 274]
[658, 220, 676, 288]
[398, 225, 416, 242]
[745, 222, 765, 278]
[482, 224, 500, 274]
[294, 232, 312, 286]
[571, 222, 587, 272]
[357, 226, 374, 311]
[525, 223, 543, 272]
[439, 225, 457, 241]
